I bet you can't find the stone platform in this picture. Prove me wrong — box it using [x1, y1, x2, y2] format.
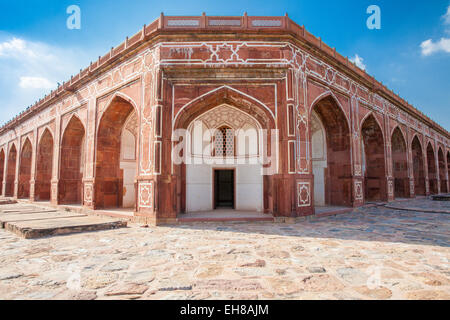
[0, 203, 127, 239]
[431, 194, 450, 201]
[385, 197, 450, 214]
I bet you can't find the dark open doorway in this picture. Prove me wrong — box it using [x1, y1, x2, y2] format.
[214, 169, 235, 209]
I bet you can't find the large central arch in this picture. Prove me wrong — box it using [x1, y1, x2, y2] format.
[391, 127, 409, 198]
[5, 144, 17, 197]
[94, 95, 137, 209]
[411, 136, 426, 196]
[35, 129, 54, 201]
[361, 115, 387, 201]
[311, 95, 352, 207]
[427, 143, 438, 194]
[438, 147, 447, 193]
[59, 115, 85, 204]
[173, 87, 276, 215]
[18, 138, 33, 199]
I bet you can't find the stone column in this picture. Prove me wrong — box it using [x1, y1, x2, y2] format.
[29, 128, 38, 201]
[13, 138, 21, 198]
[407, 128, 415, 198]
[435, 140, 441, 194]
[136, 68, 161, 224]
[51, 113, 61, 205]
[83, 98, 96, 209]
[292, 69, 313, 217]
[350, 96, 364, 207]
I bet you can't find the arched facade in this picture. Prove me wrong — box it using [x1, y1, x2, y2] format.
[5, 144, 17, 197]
[59, 115, 85, 204]
[391, 127, 409, 198]
[18, 138, 33, 199]
[311, 96, 352, 207]
[35, 129, 54, 201]
[94, 96, 137, 209]
[361, 115, 387, 202]
[0, 15, 448, 224]
[411, 136, 426, 196]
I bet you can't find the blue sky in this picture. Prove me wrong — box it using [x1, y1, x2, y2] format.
[0, 0, 449, 130]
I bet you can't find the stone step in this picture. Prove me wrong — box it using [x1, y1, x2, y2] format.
[431, 194, 450, 201]
[0, 212, 86, 228]
[5, 216, 127, 239]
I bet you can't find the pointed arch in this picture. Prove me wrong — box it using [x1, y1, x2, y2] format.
[173, 86, 276, 131]
[411, 136, 426, 196]
[0, 148, 5, 195]
[5, 143, 17, 197]
[59, 115, 85, 204]
[18, 138, 33, 199]
[438, 147, 447, 193]
[361, 114, 387, 201]
[311, 94, 353, 206]
[391, 127, 409, 198]
[309, 90, 351, 131]
[427, 142, 438, 194]
[95, 95, 137, 209]
[360, 111, 385, 143]
[35, 128, 54, 201]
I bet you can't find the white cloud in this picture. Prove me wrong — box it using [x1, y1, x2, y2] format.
[420, 6, 450, 56]
[420, 38, 450, 56]
[350, 54, 367, 70]
[0, 36, 91, 123]
[443, 5, 450, 25]
[19, 76, 56, 90]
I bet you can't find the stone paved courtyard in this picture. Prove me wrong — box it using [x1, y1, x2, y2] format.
[0, 202, 449, 300]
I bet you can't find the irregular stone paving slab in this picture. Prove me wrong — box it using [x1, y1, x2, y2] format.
[385, 198, 450, 214]
[0, 200, 448, 300]
[0, 212, 86, 228]
[5, 216, 127, 239]
[0, 209, 57, 216]
[0, 200, 17, 205]
[1, 206, 51, 214]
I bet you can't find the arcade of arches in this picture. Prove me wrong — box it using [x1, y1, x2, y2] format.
[0, 15, 448, 225]
[0, 92, 448, 222]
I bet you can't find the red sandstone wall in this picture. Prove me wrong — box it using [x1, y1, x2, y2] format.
[0, 18, 449, 222]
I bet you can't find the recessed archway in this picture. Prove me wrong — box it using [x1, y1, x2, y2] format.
[311, 96, 352, 207]
[438, 148, 447, 193]
[361, 115, 387, 201]
[391, 127, 409, 198]
[426, 143, 438, 194]
[5, 144, 17, 197]
[0, 149, 5, 195]
[183, 104, 263, 213]
[59, 115, 85, 204]
[411, 136, 426, 196]
[94, 96, 137, 209]
[35, 129, 54, 201]
[18, 138, 32, 199]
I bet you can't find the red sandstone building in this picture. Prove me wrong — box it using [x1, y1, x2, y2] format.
[0, 14, 449, 224]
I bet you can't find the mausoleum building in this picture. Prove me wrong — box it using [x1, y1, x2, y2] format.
[0, 14, 448, 224]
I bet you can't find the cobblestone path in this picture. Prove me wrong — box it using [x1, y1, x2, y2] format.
[0, 202, 449, 300]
